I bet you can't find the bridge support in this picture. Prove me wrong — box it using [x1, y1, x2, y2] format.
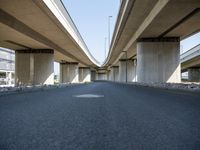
[137, 37, 181, 83]
[111, 66, 119, 81]
[15, 49, 54, 86]
[79, 67, 91, 82]
[60, 62, 79, 83]
[91, 70, 96, 81]
[119, 59, 127, 82]
[188, 68, 200, 82]
[96, 73, 107, 80]
[107, 70, 111, 81]
[119, 59, 137, 82]
[127, 59, 137, 82]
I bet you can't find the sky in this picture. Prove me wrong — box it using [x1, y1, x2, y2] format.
[62, 0, 120, 63]
[180, 33, 200, 53]
[54, 0, 200, 75]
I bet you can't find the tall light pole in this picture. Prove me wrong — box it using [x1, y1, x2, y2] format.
[108, 16, 112, 51]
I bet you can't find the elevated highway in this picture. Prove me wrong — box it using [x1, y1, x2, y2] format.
[0, 0, 100, 85]
[104, 0, 200, 83]
[181, 44, 200, 81]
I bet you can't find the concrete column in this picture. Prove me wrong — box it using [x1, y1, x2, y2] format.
[107, 70, 111, 81]
[119, 59, 127, 82]
[110, 66, 119, 81]
[127, 59, 137, 82]
[15, 49, 54, 86]
[97, 73, 107, 80]
[91, 70, 96, 81]
[6, 72, 12, 85]
[60, 62, 79, 83]
[137, 37, 181, 83]
[79, 67, 91, 82]
[188, 68, 200, 82]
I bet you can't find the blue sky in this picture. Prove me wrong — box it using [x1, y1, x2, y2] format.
[62, 0, 120, 63]
[181, 33, 200, 53]
[55, 0, 200, 75]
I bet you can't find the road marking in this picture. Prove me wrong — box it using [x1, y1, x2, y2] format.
[73, 94, 104, 98]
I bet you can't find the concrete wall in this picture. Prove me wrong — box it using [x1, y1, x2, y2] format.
[60, 63, 79, 83]
[15, 49, 54, 86]
[188, 68, 200, 82]
[79, 67, 91, 82]
[137, 38, 181, 83]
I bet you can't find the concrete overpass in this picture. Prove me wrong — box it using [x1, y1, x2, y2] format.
[103, 0, 200, 83]
[0, 0, 100, 85]
[181, 44, 200, 82]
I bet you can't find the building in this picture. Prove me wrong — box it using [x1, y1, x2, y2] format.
[0, 47, 15, 86]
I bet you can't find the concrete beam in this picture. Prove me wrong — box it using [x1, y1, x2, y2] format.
[15, 49, 54, 86]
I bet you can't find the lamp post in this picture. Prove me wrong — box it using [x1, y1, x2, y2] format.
[108, 16, 112, 51]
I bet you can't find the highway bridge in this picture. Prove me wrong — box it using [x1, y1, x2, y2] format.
[103, 0, 200, 83]
[1, 0, 200, 149]
[181, 44, 200, 82]
[1, 0, 200, 85]
[0, 0, 100, 85]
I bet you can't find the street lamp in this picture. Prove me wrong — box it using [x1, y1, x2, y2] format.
[108, 16, 112, 51]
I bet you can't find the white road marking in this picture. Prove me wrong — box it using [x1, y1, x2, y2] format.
[73, 94, 104, 98]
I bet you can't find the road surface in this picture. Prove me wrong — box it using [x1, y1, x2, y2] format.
[0, 81, 200, 149]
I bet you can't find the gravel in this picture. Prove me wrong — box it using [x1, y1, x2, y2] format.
[126, 82, 200, 92]
[0, 81, 199, 95]
[0, 83, 88, 96]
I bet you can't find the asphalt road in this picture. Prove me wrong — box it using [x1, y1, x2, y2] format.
[0, 81, 200, 150]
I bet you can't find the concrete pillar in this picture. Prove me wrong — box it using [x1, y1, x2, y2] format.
[79, 67, 91, 82]
[91, 70, 96, 81]
[6, 72, 12, 85]
[15, 49, 54, 86]
[60, 62, 79, 83]
[97, 73, 107, 80]
[119, 59, 127, 82]
[110, 66, 119, 81]
[188, 68, 200, 82]
[127, 59, 137, 82]
[137, 37, 181, 83]
[107, 70, 111, 81]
